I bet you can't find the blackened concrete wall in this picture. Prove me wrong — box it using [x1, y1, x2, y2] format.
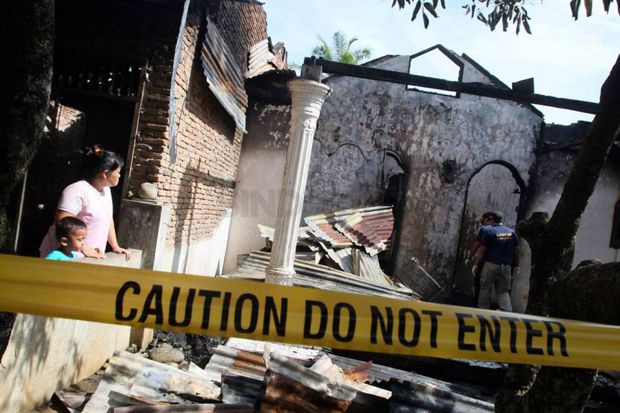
[223, 102, 291, 273]
[306, 54, 542, 295]
[528, 122, 620, 266]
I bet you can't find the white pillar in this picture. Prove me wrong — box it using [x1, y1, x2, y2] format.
[265, 79, 331, 285]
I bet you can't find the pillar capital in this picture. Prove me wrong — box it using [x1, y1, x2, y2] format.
[288, 79, 331, 119]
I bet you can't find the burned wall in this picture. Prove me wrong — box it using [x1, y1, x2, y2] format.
[223, 102, 291, 273]
[55, 0, 182, 64]
[528, 122, 620, 265]
[306, 54, 542, 295]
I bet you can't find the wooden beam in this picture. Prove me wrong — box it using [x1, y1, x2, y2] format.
[304, 57, 599, 115]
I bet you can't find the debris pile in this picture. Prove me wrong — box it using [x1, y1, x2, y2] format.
[232, 206, 419, 299]
[46, 337, 497, 412]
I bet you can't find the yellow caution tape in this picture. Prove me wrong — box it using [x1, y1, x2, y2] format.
[0, 254, 618, 370]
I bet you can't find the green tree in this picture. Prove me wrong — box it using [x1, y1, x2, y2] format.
[312, 31, 372, 64]
[390, 0, 619, 33]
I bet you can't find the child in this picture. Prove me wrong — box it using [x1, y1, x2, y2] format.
[45, 216, 88, 261]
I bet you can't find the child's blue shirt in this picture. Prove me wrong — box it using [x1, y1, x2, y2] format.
[45, 250, 79, 261]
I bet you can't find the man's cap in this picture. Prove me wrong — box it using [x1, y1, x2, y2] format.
[482, 211, 503, 222]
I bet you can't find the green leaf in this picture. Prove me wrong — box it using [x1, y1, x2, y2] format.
[424, 2, 438, 18]
[440, 0, 446, 9]
[570, 0, 581, 20]
[412, 0, 422, 21]
[585, 0, 593, 16]
[523, 14, 531, 34]
[423, 12, 430, 28]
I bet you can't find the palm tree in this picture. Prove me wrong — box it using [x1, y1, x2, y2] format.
[312, 31, 371, 64]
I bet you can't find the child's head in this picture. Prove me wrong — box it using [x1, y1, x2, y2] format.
[56, 216, 88, 253]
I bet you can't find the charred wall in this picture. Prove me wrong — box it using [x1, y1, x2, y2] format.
[223, 102, 291, 272]
[528, 122, 620, 265]
[306, 55, 542, 295]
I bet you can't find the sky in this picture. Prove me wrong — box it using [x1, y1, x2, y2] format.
[262, 0, 619, 125]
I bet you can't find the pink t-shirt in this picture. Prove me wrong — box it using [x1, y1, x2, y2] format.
[39, 180, 113, 257]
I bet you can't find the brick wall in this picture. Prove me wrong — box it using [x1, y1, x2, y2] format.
[211, 0, 268, 70]
[130, 0, 269, 247]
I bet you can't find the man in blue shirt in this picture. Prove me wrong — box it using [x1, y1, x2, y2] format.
[471, 211, 520, 311]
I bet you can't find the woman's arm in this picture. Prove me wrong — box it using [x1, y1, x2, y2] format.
[108, 220, 132, 261]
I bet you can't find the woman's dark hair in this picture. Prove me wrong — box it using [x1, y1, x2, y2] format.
[82, 144, 125, 180]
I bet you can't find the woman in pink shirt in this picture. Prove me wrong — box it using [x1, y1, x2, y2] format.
[39, 145, 131, 260]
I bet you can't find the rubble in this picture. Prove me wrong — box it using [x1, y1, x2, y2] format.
[230, 206, 421, 300]
[149, 343, 185, 364]
[40, 337, 507, 412]
[36, 335, 620, 412]
[31, 205, 620, 411]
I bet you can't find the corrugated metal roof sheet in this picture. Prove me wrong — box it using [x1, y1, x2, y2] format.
[202, 17, 247, 132]
[246, 39, 288, 79]
[257, 224, 317, 250]
[350, 248, 395, 288]
[328, 354, 491, 401]
[225, 337, 321, 363]
[310, 355, 392, 400]
[228, 250, 413, 299]
[204, 345, 267, 382]
[305, 206, 394, 254]
[83, 352, 220, 412]
[258, 353, 356, 413]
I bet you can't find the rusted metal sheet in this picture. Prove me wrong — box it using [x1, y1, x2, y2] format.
[204, 345, 267, 382]
[229, 250, 413, 299]
[328, 354, 492, 402]
[306, 222, 352, 248]
[202, 17, 248, 132]
[305, 206, 394, 254]
[310, 355, 392, 400]
[258, 354, 356, 413]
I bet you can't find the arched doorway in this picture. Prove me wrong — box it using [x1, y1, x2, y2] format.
[452, 162, 525, 304]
